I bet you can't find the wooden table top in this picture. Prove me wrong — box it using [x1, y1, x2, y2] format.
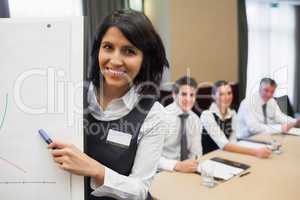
[150, 134, 300, 200]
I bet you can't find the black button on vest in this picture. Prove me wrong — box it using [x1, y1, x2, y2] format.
[84, 96, 155, 200]
[202, 113, 233, 155]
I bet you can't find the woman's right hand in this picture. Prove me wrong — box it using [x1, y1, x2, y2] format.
[255, 147, 272, 158]
[48, 140, 105, 186]
[174, 159, 199, 173]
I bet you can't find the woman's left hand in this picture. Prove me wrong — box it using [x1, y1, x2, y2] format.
[48, 140, 105, 186]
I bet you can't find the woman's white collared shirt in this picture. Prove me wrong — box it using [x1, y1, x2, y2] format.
[87, 83, 169, 200]
[200, 103, 237, 149]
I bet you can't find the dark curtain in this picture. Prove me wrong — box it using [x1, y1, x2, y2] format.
[0, 0, 10, 17]
[237, 0, 248, 106]
[294, 6, 300, 113]
[82, 0, 129, 80]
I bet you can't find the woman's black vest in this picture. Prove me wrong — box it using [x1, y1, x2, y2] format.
[201, 113, 233, 155]
[84, 84, 155, 200]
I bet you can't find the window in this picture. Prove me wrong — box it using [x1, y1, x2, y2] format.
[246, 0, 296, 103]
[129, 0, 144, 12]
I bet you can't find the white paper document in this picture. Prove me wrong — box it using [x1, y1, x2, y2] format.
[287, 128, 300, 136]
[237, 141, 272, 149]
[267, 125, 300, 136]
[198, 159, 244, 181]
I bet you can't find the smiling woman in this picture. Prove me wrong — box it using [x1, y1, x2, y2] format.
[98, 26, 144, 105]
[48, 9, 170, 200]
[90, 9, 169, 96]
[201, 80, 272, 158]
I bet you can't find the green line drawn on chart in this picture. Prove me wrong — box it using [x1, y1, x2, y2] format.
[0, 93, 8, 131]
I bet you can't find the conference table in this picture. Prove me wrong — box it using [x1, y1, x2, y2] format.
[150, 134, 300, 200]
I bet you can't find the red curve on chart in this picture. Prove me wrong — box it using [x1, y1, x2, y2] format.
[0, 156, 27, 173]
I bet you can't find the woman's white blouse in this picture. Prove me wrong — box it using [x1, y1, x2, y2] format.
[87, 83, 169, 200]
[200, 103, 237, 149]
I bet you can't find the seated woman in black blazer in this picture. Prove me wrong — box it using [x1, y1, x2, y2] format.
[200, 80, 272, 158]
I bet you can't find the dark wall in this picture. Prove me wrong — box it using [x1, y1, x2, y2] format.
[0, 0, 10, 17]
[294, 6, 300, 113]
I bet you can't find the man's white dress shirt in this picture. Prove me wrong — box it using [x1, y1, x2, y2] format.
[158, 102, 202, 171]
[237, 93, 296, 139]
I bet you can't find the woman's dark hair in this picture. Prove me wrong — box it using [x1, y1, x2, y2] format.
[212, 80, 230, 96]
[172, 76, 198, 94]
[89, 9, 169, 94]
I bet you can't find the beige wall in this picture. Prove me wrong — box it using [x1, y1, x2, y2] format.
[145, 0, 238, 85]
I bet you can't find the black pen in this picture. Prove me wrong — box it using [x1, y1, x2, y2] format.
[239, 171, 251, 177]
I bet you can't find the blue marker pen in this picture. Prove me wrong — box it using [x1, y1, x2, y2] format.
[38, 129, 56, 149]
